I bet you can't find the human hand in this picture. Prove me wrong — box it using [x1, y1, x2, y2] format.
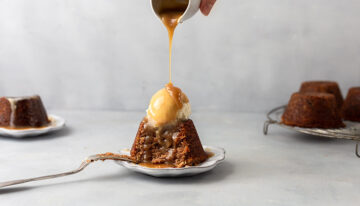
[200, 0, 216, 16]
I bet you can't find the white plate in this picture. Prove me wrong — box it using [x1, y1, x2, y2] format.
[0, 115, 66, 138]
[115, 146, 225, 177]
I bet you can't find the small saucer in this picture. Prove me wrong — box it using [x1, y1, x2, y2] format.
[0, 115, 66, 138]
[115, 146, 225, 177]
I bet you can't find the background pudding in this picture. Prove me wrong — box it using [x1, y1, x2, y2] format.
[299, 81, 344, 109]
[0, 95, 50, 128]
[282, 92, 344, 128]
[342, 87, 360, 122]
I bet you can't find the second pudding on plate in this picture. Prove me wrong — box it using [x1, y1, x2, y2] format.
[0, 95, 50, 129]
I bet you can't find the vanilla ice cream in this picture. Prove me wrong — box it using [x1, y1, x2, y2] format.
[146, 83, 191, 127]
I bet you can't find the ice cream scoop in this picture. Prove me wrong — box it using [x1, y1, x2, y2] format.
[147, 83, 191, 127]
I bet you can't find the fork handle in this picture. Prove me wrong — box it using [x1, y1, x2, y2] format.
[0, 167, 86, 188]
[0, 154, 134, 189]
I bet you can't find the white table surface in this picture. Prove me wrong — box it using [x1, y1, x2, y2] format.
[1, 110, 359, 205]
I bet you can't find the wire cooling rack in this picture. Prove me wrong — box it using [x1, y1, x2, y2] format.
[263, 105, 360, 157]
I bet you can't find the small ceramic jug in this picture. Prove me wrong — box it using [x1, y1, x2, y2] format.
[151, 0, 201, 23]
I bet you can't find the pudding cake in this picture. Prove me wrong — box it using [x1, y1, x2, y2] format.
[0, 95, 50, 128]
[342, 87, 360, 122]
[131, 83, 208, 168]
[282, 92, 344, 128]
[299, 81, 344, 109]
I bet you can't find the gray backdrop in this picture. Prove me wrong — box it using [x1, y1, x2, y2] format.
[0, 0, 359, 112]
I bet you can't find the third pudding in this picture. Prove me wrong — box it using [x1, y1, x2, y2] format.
[299, 81, 344, 109]
[342, 87, 360, 122]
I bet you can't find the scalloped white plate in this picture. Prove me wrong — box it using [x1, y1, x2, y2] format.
[115, 146, 225, 177]
[0, 115, 65, 138]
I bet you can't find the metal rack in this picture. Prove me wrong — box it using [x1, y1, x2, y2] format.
[263, 105, 360, 157]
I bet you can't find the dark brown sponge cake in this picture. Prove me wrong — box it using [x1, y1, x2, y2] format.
[299, 81, 344, 109]
[0, 95, 50, 128]
[0, 98, 12, 126]
[282, 92, 344, 128]
[131, 118, 208, 168]
[342, 87, 360, 122]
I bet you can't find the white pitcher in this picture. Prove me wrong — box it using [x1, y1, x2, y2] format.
[151, 0, 201, 23]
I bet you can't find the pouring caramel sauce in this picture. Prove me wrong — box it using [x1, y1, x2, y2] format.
[135, 1, 209, 169]
[155, 0, 189, 83]
[160, 12, 182, 83]
[165, 82, 189, 108]
[146, 1, 190, 127]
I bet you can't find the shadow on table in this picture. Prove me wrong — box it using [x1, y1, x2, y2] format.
[289, 132, 351, 145]
[0, 170, 132, 195]
[0, 161, 234, 194]
[0, 126, 72, 142]
[0, 187, 33, 194]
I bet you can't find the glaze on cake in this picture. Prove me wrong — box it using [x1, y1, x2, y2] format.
[342, 87, 360, 122]
[282, 92, 344, 128]
[299, 81, 344, 109]
[0, 95, 50, 128]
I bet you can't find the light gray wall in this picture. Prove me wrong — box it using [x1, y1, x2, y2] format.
[0, 0, 359, 112]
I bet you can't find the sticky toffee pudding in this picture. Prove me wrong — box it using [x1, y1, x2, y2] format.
[342, 87, 360, 122]
[131, 84, 208, 168]
[131, 117, 208, 168]
[0, 95, 50, 129]
[282, 92, 344, 128]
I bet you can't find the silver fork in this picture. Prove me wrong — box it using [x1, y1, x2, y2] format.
[0, 153, 135, 189]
